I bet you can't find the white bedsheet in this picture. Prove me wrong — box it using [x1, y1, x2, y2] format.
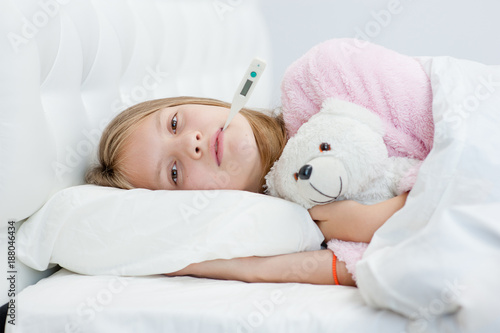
[9, 269, 406, 333]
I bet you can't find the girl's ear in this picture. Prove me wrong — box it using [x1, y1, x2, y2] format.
[319, 98, 385, 137]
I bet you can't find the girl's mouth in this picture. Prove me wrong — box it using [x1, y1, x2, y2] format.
[215, 138, 219, 162]
[211, 128, 224, 166]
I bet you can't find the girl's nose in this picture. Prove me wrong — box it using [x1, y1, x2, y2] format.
[184, 131, 203, 159]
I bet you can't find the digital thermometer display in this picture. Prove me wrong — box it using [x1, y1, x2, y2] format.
[240, 79, 253, 96]
[223, 58, 266, 131]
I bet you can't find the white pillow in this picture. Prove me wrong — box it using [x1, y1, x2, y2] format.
[17, 185, 324, 275]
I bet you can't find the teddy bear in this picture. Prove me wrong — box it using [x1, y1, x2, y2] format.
[267, 38, 434, 282]
[265, 97, 422, 210]
[264, 97, 423, 283]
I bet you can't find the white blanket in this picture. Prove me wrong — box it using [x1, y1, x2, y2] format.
[357, 56, 500, 332]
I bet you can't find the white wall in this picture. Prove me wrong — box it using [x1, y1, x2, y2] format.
[260, 0, 500, 107]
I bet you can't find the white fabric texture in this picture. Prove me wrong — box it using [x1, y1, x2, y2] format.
[17, 185, 324, 275]
[356, 56, 500, 332]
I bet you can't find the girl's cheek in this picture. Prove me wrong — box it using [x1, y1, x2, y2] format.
[235, 138, 259, 163]
[226, 160, 243, 178]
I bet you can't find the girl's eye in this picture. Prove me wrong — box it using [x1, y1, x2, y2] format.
[171, 114, 178, 134]
[171, 162, 178, 184]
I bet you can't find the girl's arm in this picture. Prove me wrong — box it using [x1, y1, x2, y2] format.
[309, 192, 409, 243]
[166, 250, 356, 286]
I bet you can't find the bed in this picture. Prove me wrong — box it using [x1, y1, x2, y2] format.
[2, 1, 500, 332]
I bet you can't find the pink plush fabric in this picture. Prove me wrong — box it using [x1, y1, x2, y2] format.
[281, 38, 434, 161]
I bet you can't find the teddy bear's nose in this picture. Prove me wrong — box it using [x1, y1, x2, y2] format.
[298, 164, 313, 180]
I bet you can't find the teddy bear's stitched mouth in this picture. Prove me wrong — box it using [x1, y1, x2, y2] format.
[309, 176, 343, 204]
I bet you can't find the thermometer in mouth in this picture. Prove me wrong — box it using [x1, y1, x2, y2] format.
[223, 58, 266, 131]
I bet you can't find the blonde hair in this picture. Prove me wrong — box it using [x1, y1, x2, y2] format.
[85, 96, 287, 192]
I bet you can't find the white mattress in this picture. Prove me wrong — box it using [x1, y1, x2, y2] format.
[10, 269, 407, 333]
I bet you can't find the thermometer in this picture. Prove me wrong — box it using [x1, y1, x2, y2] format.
[223, 58, 266, 131]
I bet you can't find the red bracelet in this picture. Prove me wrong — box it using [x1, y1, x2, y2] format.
[331, 251, 339, 285]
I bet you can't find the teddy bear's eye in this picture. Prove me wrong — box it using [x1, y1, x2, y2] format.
[319, 142, 331, 152]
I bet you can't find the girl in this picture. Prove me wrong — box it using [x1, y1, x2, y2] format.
[86, 39, 433, 286]
[86, 96, 410, 287]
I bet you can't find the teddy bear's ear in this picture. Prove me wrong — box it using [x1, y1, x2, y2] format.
[320, 98, 384, 136]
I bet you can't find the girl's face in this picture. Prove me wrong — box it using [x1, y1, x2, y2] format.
[120, 104, 263, 192]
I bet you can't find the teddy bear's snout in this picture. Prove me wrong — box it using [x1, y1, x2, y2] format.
[292, 156, 350, 207]
[297, 164, 313, 180]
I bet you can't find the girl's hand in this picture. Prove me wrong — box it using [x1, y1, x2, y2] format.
[165, 250, 356, 286]
[165, 257, 255, 281]
[309, 200, 366, 242]
[309, 192, 409, 243]
[165, 263, 201, 277]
